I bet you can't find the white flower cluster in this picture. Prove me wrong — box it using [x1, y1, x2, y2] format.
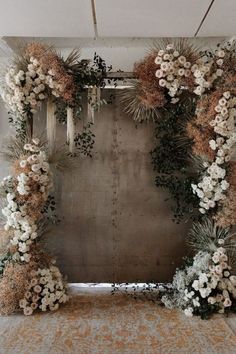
[1, 57, 64, 119]
[154, 43, 193, 104]
[0, 175, 14, 193]
[1, 139, 52, 262]
[19, 265, 68, 315]
[154, 45, 225, 102]
[192, 49, 225, 96]
[192, 91, 236, 213]
[183, 240, 236, 317]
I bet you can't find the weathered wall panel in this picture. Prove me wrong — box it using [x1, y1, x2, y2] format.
[0, 92, 189, 282]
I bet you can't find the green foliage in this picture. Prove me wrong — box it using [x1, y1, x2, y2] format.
[55, 53, 111, 125]
[150, 93, 199, 223]
[42, 194, 60, 224]
[193, 293, 220, 320]
[187, 218, 236, 266]
[0, 252, 11, 276]
[74, 122, 95, 158]
[155, 175, 199, 223]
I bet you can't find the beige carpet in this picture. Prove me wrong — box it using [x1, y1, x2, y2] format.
[0, 287, 236, 354]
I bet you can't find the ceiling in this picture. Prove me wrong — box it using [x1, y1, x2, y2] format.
[0, 0, 235, 39]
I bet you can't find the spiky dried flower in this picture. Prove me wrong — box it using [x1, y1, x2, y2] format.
[119, 80, 164, 122]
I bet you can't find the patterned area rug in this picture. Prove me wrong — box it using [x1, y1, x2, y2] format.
[0, 289, 236, 354]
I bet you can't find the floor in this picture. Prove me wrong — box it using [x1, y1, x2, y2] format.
[0, 286, 236, 354]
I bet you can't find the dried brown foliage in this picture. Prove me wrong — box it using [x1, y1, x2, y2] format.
[0, 229, 12, 254]
[25, 42, 76, 103]
[187, 89, 226, 160]
[195, 90, 223, 128]
[215, 162, 236, 227]
[186, 121, 215, 160]
[0, 246, 55, 315]
[134, 52, 166, 109]
[12, 157, 49, 221]
[0, 262, 34, 315]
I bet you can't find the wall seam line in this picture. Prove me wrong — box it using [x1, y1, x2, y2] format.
[194, 0, 215, 37]
[91, 0, 98, 38]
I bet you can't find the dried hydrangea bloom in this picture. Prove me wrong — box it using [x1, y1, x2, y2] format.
[186, 121, 215, 160]
[0, 262, 34, 315]
[134, 52, 166, 109]
[195, 90, 224, 128]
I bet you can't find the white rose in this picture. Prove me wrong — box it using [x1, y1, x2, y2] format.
[223, 298, 232, 307]
[184, 307, 193, 317]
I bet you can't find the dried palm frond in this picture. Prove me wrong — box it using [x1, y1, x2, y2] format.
[187, 218, 236, 266]
[48, 144, 78, 172]
[118, 80, 163, 122]
[190, 155, 208, 173]
[63, 49, 81, 71]
[151, 38, 202, 63]
[0, 134, 47, 162]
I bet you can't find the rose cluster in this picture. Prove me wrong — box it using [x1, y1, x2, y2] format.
[19, 265, 68, 315]
[183, 241, 236, 317]
[154, 45, 225, 103]
[0, 56, 66, 120]
[1, 139, 52, 262]
[162, 238, 236, 318]
[191, 91, 236, 213]
[154, 43, 194, 103]
[192, 49, 225, 96]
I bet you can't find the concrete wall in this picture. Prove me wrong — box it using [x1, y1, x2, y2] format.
[0, 91, 189, 282]
[36, 91, 190, 282]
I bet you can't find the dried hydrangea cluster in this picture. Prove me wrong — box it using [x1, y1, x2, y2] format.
[25, 42, 76, 103]
[0, 138, 68, 315]
[1, 139, 52, 262]
[162, 238, 236, 318]
[191, 91, 236, 214]
[19, 265, 68, 316]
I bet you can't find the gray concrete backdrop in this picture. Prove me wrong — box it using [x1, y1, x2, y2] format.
[0, 92, 189, 282]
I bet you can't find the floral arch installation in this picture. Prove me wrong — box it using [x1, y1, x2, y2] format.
[0, 39, 236, 319]
[0, 42, 109, 315]
[119, 39, 236, 319]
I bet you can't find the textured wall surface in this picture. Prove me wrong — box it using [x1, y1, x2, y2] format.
[0, 92, 190, 282]
[45, 92, 189, 282]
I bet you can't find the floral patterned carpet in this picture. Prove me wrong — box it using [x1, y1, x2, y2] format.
[0, 287, 236, 354]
